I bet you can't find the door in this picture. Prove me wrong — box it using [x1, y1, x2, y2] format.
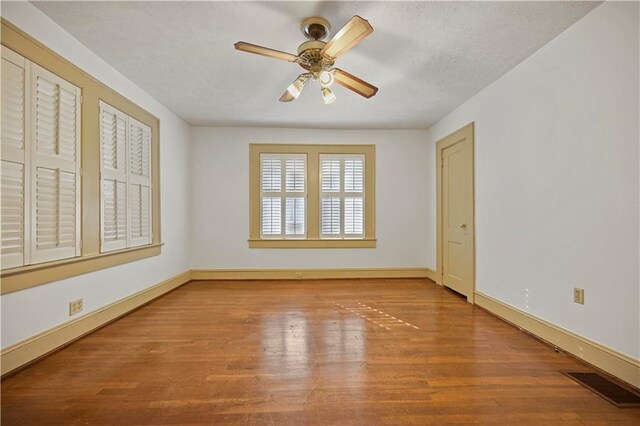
[438, 124, 474, 301]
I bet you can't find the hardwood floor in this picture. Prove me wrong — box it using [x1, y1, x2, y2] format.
[2, 279, 639, 425]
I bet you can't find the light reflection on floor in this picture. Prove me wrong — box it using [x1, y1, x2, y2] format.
[333, 301, 420, 331]
[259, 306, 368, 405]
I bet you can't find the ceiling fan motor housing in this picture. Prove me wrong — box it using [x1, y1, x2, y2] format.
[301, 17, 331, 41]
[297, 40, 335, 75]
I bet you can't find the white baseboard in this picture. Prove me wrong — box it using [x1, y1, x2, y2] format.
[191, 267, 430, 281]
[475, 291, 640, 389]
[1, 270, 192, 376]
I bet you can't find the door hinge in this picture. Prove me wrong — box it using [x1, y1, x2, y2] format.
[79, 167, 83, 177]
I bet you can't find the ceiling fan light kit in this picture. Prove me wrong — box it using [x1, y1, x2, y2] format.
[287, 74, 311, 99]
[235, 15, 378, 104]
[319, 70, 334, 88]
[322, 87, 337, 105]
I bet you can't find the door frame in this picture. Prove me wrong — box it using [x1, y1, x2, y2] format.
[436, 122, 476, 303]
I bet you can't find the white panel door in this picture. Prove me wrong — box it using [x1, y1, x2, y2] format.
[441, 133, 473, 299]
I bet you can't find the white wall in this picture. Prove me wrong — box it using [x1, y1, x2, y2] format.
[1, 3, 192, 348]
[190, 127, 430, 269]
[425, 2, 639, 358]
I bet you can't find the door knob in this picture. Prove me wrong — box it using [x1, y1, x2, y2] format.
[460, 224, 467, 230]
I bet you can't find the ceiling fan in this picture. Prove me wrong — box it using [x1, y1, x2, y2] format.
[234, 16, 378, 104]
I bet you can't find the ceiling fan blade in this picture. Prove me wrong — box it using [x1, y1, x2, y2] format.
[279, 90, 295, 102]
[320, 16, 373, 60]
[234, 42, 299, 62]
[332, 69, 378, 99]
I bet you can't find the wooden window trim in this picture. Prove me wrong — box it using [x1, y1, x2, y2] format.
[249, 144, 376, 248]
[0, 19, 161, 294]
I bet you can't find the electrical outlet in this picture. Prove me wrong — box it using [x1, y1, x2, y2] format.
[573, 288, 584, 305]
[294, 272, 303, 279]
[69, 298, 83, 316]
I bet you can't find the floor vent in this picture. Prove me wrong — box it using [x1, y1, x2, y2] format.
[562, 371, 640, 408]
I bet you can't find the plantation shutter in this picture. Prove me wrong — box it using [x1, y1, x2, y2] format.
[260, 153, 306, 238]
[261, 156, 282, 236]
[285, 157, 306, 236]
[320, 158, 341, 236]
[99, 101, 128, 252]
[320, 154, 364, 239]
[29, 63, 81, 264]
[128, 117, 152, 247]
[1, 47, 28, 269]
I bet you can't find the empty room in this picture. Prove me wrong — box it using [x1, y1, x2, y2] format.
[0, 1, 639, 424]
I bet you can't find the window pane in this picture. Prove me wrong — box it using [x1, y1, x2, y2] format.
[344, 197, 363, 235]
[321, 197, 341, 235]
[344, 157, 364, 192]
[321, 158, 340, 192]
[261, 156, 281, 192]
[285, 197, 305, 235]
[285, 158, 305, 192]
[261, 197, 281, 235]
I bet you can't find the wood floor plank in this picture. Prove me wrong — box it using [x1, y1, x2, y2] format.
[2, 279, 639, 425]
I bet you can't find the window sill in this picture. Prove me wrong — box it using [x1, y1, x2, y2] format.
[1, 243, 163, 294]
[248, 239, 376, 249]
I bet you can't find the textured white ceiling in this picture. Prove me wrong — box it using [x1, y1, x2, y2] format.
[33, 1, 599, 129]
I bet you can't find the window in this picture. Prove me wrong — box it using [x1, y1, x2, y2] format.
[1, 21, 161, 295]
[1, 46, 81, 269]
[250, 144, 375, 248]
[99, 101, 152, 252]
[260, 154, 306, 239]
[320, 154, 365, 239]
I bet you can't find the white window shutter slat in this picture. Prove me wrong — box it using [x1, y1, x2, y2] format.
[57, 89, 77, 162]
[1, 47, 28, 269]
[29, 63, 81, 264]
[344, 158, 364, 192]
[261, 197, 281, 235]
[1, 161, 25, 268]
[344, 157, 364, 236]
[58, 170, 77, 247]
[34, 167, 58, 250]
[321, 159, 340, 192]
[99, 101, 128, 252]
[284, 157, 306, 236]
[321, 197, 341, 235]
[130, 184, 141, 238]
[2, 48, 27, 157]
[344, 197, 364, 235]
[261, 156, 281, 192]
[102, 179, 127, 244]
[285, 197, 305, 235]
[127, 117, 152, 247]
[285, 158, 305, 192]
